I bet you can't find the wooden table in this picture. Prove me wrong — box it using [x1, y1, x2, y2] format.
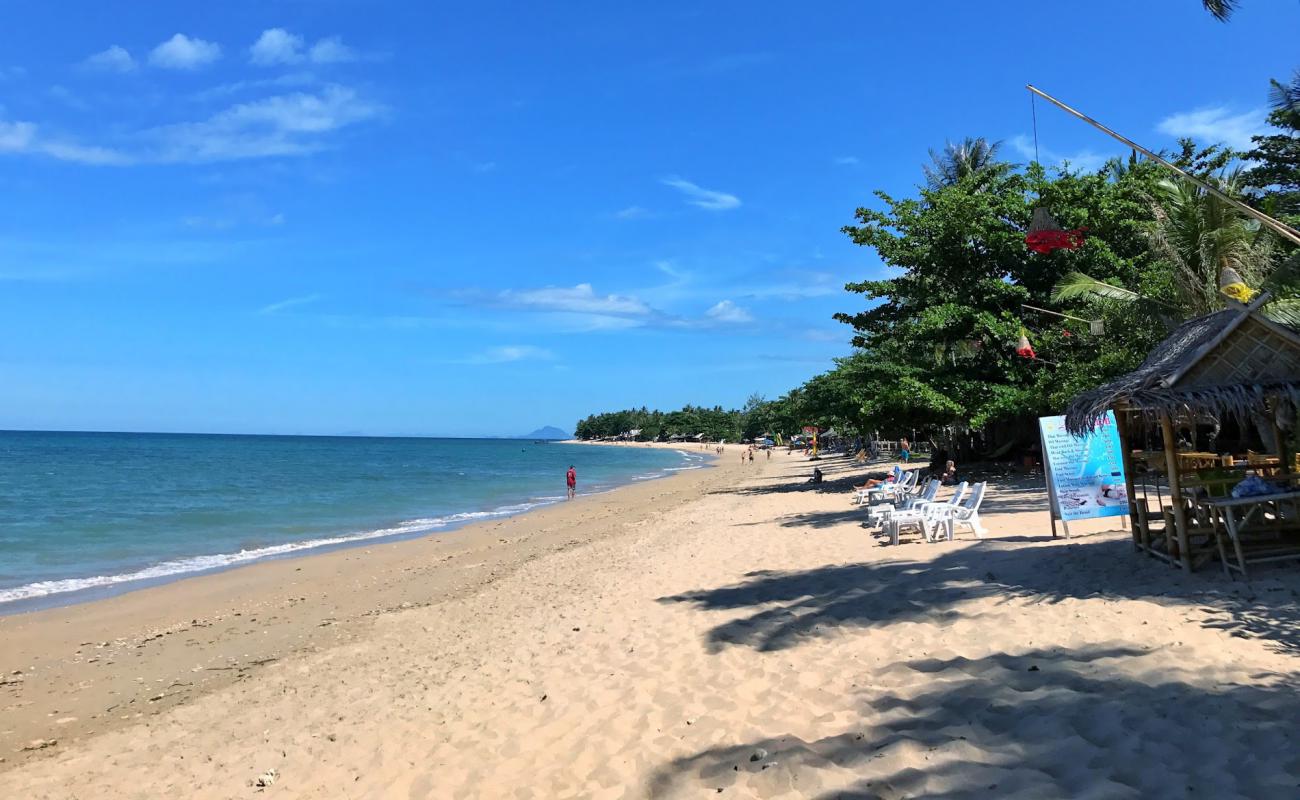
[1192, 490, 1300, 578]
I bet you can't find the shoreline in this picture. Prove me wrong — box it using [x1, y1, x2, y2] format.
[0, 441, 706, 616]
[0, 442, 743, 771]
[6, 447, 1298, 797]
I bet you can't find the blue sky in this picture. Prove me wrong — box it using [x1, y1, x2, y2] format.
[1, 1, 1296, 436]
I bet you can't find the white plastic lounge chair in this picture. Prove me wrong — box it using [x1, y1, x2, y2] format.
[866, 478, 940, 527]
[930, 481, 987, 541]
[882, 481, 968, 545]
[868, 469, 917, 505]
[852, 465, 902, 505]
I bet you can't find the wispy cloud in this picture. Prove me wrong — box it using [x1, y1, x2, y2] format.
[149, 34, 222, 70]
[192, 72, 320, 102]
[660, 176, 741, 211]
[833, 155, 860, 166]
[704, 299, 753, 323]
[450, 345, 555, 365]
[148, 85, 383, 163]
[259, 293, 321, 314]
[1008, 134, 1110, 174]
[82, 45, 137, 73]
[0, 83, 381, 166]
[0, 119, 131, 165]
[1156, 106, 1267, 150]
[249, 29, 357, 66]
[613, 205, 652, 220]
[497, 283, 652, 317]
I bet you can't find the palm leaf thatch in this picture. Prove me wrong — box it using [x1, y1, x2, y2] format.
[1065, 301, 1300, 435]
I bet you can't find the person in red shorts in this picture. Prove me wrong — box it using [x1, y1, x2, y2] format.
[566, 465, 576, 499]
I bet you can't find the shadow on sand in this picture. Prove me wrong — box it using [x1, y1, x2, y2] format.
[658, 536, 1300, 657]
[646, 644, 1300, 798]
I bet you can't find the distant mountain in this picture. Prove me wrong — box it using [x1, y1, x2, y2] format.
[521, 426, 571, 440]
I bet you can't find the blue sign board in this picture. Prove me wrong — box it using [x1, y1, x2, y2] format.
[1038, 412, 1129, 521]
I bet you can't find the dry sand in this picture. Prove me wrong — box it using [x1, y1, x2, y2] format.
[4, 444, 1300, 798]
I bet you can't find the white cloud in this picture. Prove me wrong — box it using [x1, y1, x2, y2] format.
[614, 205, 651, 220]
[0, 84, 381, 167]
[149, 34, 222, 70]
[149, 85, 383, 162]
[1156, 106, 1268, 150]
[833, 155, 860, 166]
[456, 345, 554, 365]
[660, 176, 741, 210]
[309, 37, 356, 64]
[249, 29, 357, 66]
[259, 293, 321, 314]
[498, 283, 652, 316]
[1008, 134, 1110, 174]
[83, 45, 136, 73]
[0, 121, 36, 151]
[705, 299, 753, 323]
[0, 119, 131, 165]
[249, 28, 305, 66]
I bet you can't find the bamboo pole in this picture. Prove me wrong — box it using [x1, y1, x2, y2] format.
[1026, 85, 1300, 247]
[1115, 408, 1140, 551]
[1159, 413, 1194, 571]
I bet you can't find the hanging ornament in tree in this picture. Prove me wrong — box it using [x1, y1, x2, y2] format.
[1218, 266, 1258, 304]
[1025, 207, 1086, 254]
[1016, 328, 1036, 359]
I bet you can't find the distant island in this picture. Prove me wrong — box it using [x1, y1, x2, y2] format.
[520, 426, 571, 440]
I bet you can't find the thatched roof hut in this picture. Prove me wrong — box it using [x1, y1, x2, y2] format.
[1062, 294, 1300, 573]
[1065, 298, 1300, 436]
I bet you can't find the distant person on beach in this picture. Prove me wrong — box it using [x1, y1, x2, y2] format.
[940, 460, 957, 485]
[566, 465, 576, 499]
[899, 437, 910, 463]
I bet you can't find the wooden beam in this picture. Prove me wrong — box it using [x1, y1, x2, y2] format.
[1116, 407, 1141, 551]
[1160, 413, 1194, 571]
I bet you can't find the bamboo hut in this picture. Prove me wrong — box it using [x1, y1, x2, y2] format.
[1064, 294, 1300, 573]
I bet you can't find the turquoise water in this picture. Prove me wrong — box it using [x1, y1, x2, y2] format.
[0, 432, 704, 610]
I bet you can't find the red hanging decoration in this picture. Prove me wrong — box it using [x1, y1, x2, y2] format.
[1016, 329, 1036, 360]
[1025, 207, 1086, 254]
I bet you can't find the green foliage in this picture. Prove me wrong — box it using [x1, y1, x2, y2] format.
[1244, 78, 1300, 226]
[836, 152, 1171, 433]
[573, 405, 743, 443]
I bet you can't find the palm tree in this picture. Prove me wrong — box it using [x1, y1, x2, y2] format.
[1202, 0, 1238, 21]
[1053, 170, 1292, 322]
[1147, 171, 1275, 316]
[922, 137, 1008, 190]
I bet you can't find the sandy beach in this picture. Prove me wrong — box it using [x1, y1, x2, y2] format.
[4, 444, 1300, 798]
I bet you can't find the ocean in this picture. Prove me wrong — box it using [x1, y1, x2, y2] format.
[0, 431, 705, 611]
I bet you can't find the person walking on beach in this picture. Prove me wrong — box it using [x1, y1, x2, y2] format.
[899, 436, 911, 463]
[566, 465, 576, 499]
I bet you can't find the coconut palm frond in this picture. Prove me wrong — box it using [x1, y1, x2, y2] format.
[1202, 0, 1238, 22]
[1051, 272, 1141, 303]
[1262, 298, 1300, 328]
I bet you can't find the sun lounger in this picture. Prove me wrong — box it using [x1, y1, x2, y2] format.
[866, 478, 940, 527]
[867, 469, 917, 504]
[881, 481, 969, 545]
[852, 465, 902, 505]
[929, 481, 987, 541]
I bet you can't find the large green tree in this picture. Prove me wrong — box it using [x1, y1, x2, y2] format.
[836, 149, 1169, 440]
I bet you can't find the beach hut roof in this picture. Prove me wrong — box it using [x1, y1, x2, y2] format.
[1064, 298, 1300, 434]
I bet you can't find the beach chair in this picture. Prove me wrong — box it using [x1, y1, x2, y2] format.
[881, 481, 968, 545]
[868, 469, 917, 505]
[865, 478, 940, 527]
[929, 481, 987, 541]
[852, 465, 902, 505]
